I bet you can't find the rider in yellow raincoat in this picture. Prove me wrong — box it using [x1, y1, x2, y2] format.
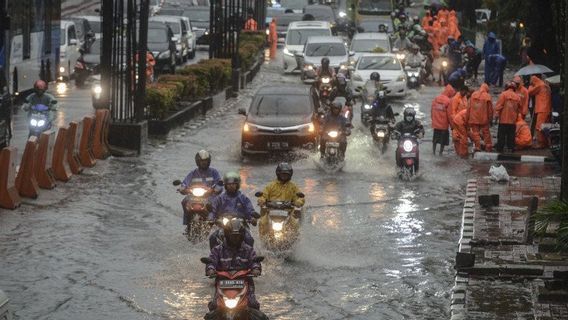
[257, 163, 305, 240]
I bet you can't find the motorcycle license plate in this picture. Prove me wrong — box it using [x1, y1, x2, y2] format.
[219, 279, 245, 289]
[326, 142, 340, 147]
[401, 153, 416, 158]
[267, 142, 288, 150]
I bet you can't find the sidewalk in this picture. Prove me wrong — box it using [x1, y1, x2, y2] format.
[452, 176, 568, 319]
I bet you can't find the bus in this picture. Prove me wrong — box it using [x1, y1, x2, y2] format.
[0, 0, 61, 100]
[358, 0, 394, 16]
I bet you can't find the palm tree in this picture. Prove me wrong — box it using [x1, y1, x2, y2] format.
[533, 200, 568, 251]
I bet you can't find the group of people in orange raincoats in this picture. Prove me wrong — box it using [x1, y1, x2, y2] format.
[430, 73, 551, 158]
[421, 7, 461, 58]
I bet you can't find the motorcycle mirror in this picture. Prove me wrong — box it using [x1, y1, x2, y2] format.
[50, 100, 58, 105]
[254, 191, 264, 197]
[296, 192, 305, 198]
[552, 112, 559, 117]
[200, 257, 212, 264]
[293, 210, 301, 219]
[349, 51, 355, 57]
[252, 212, 261, 219]
[253, 256, 265, 263]
[238, 108, 246, 115]
[172, 180, 182, 186]
[394, 112, 400, 116]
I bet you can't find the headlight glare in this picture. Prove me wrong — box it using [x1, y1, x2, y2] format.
[403, 140, 414, 152]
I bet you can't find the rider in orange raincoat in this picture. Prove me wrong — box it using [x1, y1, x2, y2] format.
[467, 83, 494, 151]
[528, 75, 552, 148]
[431, 85, 456, 155]
[269, 18, 278, 59]
[450, 86, 469, 120]
[421, 11, 433, 29]
[448, 10, 461, 40]
[513, 75, 529, 119]
[452, 108, 469, 158]
[494, 83, 522, 152]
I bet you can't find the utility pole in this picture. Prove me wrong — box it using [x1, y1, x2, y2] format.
[135, 0, 149, 123]
[562, 0, 568, 202]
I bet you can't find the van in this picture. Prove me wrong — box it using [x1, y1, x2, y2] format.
[60, 20, 81, 81]
[150, 15, 193, 63]
[282, 21, 332, 73]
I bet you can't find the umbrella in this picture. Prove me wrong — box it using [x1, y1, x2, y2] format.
[545, 74, 561, 85]
[514, 64, 554, 76]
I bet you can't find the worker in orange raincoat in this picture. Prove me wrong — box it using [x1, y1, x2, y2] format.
[513, 75, 529, 120]
[269, 17, 278, 59]
[135, 50, 156, 84]
[450, 85, 469, 119]
[515, 115, 532, 150]
[437, 19, 449, 49]
[452, 108, 470, 158]
[244, 12, 258, 31]
[494, 82, 522, 152]
[448, 10, 461, 40]
[438, 7, 450, 23]
[528, 75, 552, 148]
[421, 11, 433, 29]
[467, 83, 494, 151]
[431, 85, 456, 155]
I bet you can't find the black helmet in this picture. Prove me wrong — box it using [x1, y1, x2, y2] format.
[330, 101, 342, 111]
[403, 107, 416, 123]
[276, 162, 293, 182]
[321, 57, 330, 68]
[195, 150, 211, 170]
[370, 72, 381, 81]
[223, 171, 241, 192]
[223, 218, 246, 249]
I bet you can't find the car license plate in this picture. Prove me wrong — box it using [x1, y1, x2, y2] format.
[219, 279, 245, 289]
[401, 153, 416, 158]
[267, 142, 289, 149]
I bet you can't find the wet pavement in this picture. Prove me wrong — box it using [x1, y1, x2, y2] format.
[0, 46, 561, 320]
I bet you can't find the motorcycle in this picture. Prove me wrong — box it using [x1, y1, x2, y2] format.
[542, 111, 561, 164]
[394, 129, 421, 180]
[318, 76, 334, 102]
[173, 179, 220, 241]
[209, 214, 259, 250]
[255, 191, 305, 251]
[201, 256, 269, 320]
[438, 58, 449, 86]
[320, 125, 350, 171]
[342, 103, 353, 123]
[405, 64, 422, 89]
[28, 104, 53, 137]
[370, 115, 395, 153]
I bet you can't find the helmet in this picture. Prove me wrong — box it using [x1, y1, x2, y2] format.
[399, 14, 407, 21]
[391, 11, 397, 18]
[223, 218, 246, 249]
[505, 82, 516, 91]
[321, 57, 330, 68]
[34, 80, 47, 93]
[276, 162, 293, 182]
[370, 72, 381, 81]
[223, 171, 241, 192]
[376, 90, 385, 99]
[413, 16, 419, 24]
[403, 107, 416, 123]
[195, 150, 211, 170]
[330, 101, 342, 111]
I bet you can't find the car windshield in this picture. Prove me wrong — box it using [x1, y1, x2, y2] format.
[351, 39, 389, 52]
[89, 20, 101, 33]
[60, 29, 65, 45]
[148, 28, 168, 43]
[184, 9, 210, 21]
[306, 43, 346, 57]
[281, 0, 305, 10]
[277, 14, 303, 26]
[359, 0, 392, 11]
[156, 21, 180, 34]
[287, 29, 329, 45]
[88, 40, 102, 55]
[358, 56, 401, 70]
[304, 8, 334, 21]
[252, 94, 311, 116]
[267, 8, 285, 17]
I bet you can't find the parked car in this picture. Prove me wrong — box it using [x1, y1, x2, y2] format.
[59, 20, 82, 81]
[283, 21, 332, 73]
[349, 32, 391, 65]
[239, 85, 321, 156]
[74, 16, 102, 39]
[300, 36, 352, 82]
[350, 53, 407, 98]
[148, 22, 177, 75]
[150, 15, 194, 63]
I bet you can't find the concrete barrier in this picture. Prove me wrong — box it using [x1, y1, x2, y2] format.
[92, 109, 110, 160]
[79, 115, 97, 167]
[15, 137, 40, 199]
[35, 130, 57, 189]
[67, 121, 83, 174]
[52, 126, 73, 182]
[0, 147, 21, 209]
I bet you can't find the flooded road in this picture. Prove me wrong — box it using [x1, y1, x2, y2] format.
[0, 50, 558, 319]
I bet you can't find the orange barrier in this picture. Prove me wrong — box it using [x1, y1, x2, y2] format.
[0, 147, 22, 209]
[67, 121, 83, 174]
[79, 115, 97, 167]
[35, 130, 57, 189]
[52, 126, 73, 182]
[92, 109, 110, 160]
[15, 136, 40, 199]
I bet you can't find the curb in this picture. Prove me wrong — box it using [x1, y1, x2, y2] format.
[450, 178, 477, 319]
[473, 152, 556, 163]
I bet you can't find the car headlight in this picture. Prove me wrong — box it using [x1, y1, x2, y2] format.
[442, 60, 448, 67]
[38, 120, 46, 127]
[158, 50, 171, 59]
[304, 64, 314, 71]
[338, 11, 347, 18]
[223, 297, 239, 309]
[321, 77, 330, 84]
[283, 47, 294, 56]
[59, 66, 65, 73]
[30, 119, 38, 126]
[222, 217, 230, 225]
[56, 82, 67, 94]
[191, 187, 207, 197]
[272, 221, 283, 231]
[403, 140, 414, 152]
[328, 130, 339, 138]
[364, 104, 372, 110]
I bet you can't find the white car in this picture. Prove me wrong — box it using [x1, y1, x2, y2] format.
[300, 36, 352, 82]
[350, 53, 407, 97]
[349, 32, 391, 66]
[59, 20, 81, 81]
[74, 16, 102, 39]
[282, 21, 332, 73]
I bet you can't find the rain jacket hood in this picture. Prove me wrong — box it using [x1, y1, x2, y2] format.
[443, 85, 456, 98]
[487, 32, 496, 39]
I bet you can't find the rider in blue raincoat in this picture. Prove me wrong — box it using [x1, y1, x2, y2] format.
[483, 32, 500, 83]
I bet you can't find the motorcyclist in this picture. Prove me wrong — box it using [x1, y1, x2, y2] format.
[405, 44, 425, 68]
[370, 90, 396, 138]
[23, 80, 58, 121]
[330, 73, 352, 101]
[179, 150, 223, 234]
[316, 57, 336, 80]
[320, 101, 351, 159]
[208, 171, 256, 249]
[205, 219, 263, 314]
[393, 29, 414, 51]
[393, 107, 424, 170]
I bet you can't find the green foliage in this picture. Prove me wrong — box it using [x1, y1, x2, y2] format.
[177, 64, 210, 97]
[156, 74, 198, 100]
[533, 199, 568, 251]
[372, 47, 386, 53]
[146, 84, 176, 119]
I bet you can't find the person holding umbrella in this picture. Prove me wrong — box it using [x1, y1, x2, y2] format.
[528, 75, 552, 148]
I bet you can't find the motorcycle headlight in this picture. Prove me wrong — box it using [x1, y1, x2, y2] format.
[265, 28, 270, 36]
[338, 11, 347, 18]
[364, 104, 372, 110]
[222, 217, 230, 225]
[339, 64, 348, 70]
[377, 131, 385, 137]
[397, 53, 406, 60]
[283, 47, 294, 56]
[191, 187, 207, 197]
[328, 131, 339, 138]
[93, 85, 102, 95]
[321, 77, 330, 84]
[442, 60, 448, 67]
[223, 297, 239, 309]
[59, 66, 65, 73]
[30, 119, 38, 126]
[403, 140, 414, 152]
[38, 120, 46, 127]
[56, 82, 67, 94]
[204, 30, 209, 35]
[308, 123, 315, 133]
[272, 221, 283, 231]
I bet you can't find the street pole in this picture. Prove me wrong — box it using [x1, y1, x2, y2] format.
[562, 0, 568, 202]
[135, 0, 149, 123]
[101, 0, 113, 108]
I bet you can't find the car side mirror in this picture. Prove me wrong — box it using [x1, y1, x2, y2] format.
[255, 191, 264, 197]
[238, 108, 246, 115]
[253, 256, 265, 263]
[173, 180, 182, 186]
[296, 192, 305, 198]
[349, 51, 355, 57]
[357, 27, 364, 33]
[69, 38, 78, 46]
[200, 257, 212, 264]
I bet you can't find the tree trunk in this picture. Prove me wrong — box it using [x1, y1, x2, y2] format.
[562, 0, 568, 202]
